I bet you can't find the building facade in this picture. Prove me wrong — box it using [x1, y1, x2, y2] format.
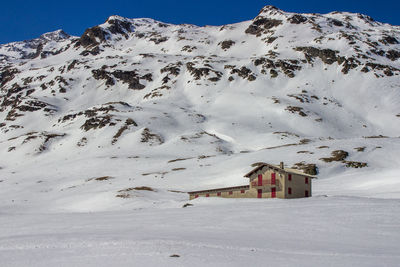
[188, 162, 315, 200]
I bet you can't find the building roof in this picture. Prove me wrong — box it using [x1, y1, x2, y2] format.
[244, 163, 317, 178]
[188, 185, 249, 194]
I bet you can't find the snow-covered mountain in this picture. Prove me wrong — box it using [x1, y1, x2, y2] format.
[1, 5, 400, 212]
[1, 6, 400, 266]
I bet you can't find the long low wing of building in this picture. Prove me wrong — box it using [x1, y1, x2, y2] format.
[188, 162, 316, 200]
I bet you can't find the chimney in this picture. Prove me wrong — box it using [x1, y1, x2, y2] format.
[280, 162, 284, 169]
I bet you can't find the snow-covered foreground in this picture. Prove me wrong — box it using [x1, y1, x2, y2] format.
[1, 196, 399, 267]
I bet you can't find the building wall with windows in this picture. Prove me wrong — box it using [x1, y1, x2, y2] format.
[247, 165, 285, 199]
[284, 173, 312, 199]
[188, 185, 251, 200]
[188, 163, 315, 200]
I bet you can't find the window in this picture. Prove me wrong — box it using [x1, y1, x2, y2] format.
[305, 177, 309, 184]
[240, 190, 245, 194]
[288, 188, 292, 195]
[271, 187, 276, 198]
[217, 192, 221, 196]
[206, 194, 209, 197]
[288, 174, 292, 181]
[271, 173, 276, 185]
[258, 174, 262, 186]
[229, 191, 233, 195]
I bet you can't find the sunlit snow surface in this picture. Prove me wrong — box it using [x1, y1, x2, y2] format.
[1, 197, 400, 267]
[1, 141, 399, 266]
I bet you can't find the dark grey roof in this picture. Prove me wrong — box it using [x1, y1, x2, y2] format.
[188, 185, 249, 194]
[244, 163, 317, 178]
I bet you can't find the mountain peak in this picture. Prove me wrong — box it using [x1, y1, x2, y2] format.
[257, 5, 284, 16]
[105, 15, 128, 22]
[39, 29, 70, 42]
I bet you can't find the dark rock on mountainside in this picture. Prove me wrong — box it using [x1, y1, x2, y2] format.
[292, 162, 318, 175]
[92, 69, 115, 86]
[362, 62, 400, 77]
[160, 63, 182, 76]
[386, 50, 400, 61]
[253, 58, 302, 78]
[112, 118, 137, 144]
[186, 62, 222, 81]
[294, 47, 343, 65]
[379, 36, 399, 45]
[112, 70, 147, 90]
[91, 69, 151, 89]
[288, 15, 308, 24]
[285, 106, 307, 117]
[106, 17, 133, 37]
[0, 68, 20, 87]
[141, 128, 163, 145]
[341, 57, 361, 74]
[230, 66, 256, 81]
[81, 115, 116, 131]
[219, 40, 235, 50]
[77, 26, 108, 48]
[329, 19, 344, 27]
[320, 150, 349, 162]
[245, 18, 282, 35]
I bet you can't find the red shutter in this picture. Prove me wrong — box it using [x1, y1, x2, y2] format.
[206, 193, 209, 197]
[271, 173, 276, 185]
[229, 191, 233, 195]
[240, 190, 245, 194]
[305, 190, 309, 197]
[257, 189, 262, 198]
[271, 187, 276, 198]
[217, 192, 221, 196]
[258, 174, 262, 186]
[288, 174, 292, 181]
[195, 194, 199, 198]
[305, 177, 309, 184]
[288, 188, 292, 195]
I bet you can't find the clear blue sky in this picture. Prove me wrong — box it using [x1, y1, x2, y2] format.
[1, 0, 399, 44]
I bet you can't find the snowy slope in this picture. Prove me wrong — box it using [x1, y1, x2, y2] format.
[1, 5, 400, 209]
[0, 6, 400, 266]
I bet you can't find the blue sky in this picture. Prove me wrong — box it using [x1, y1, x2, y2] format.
[1, 0, 399, 44]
